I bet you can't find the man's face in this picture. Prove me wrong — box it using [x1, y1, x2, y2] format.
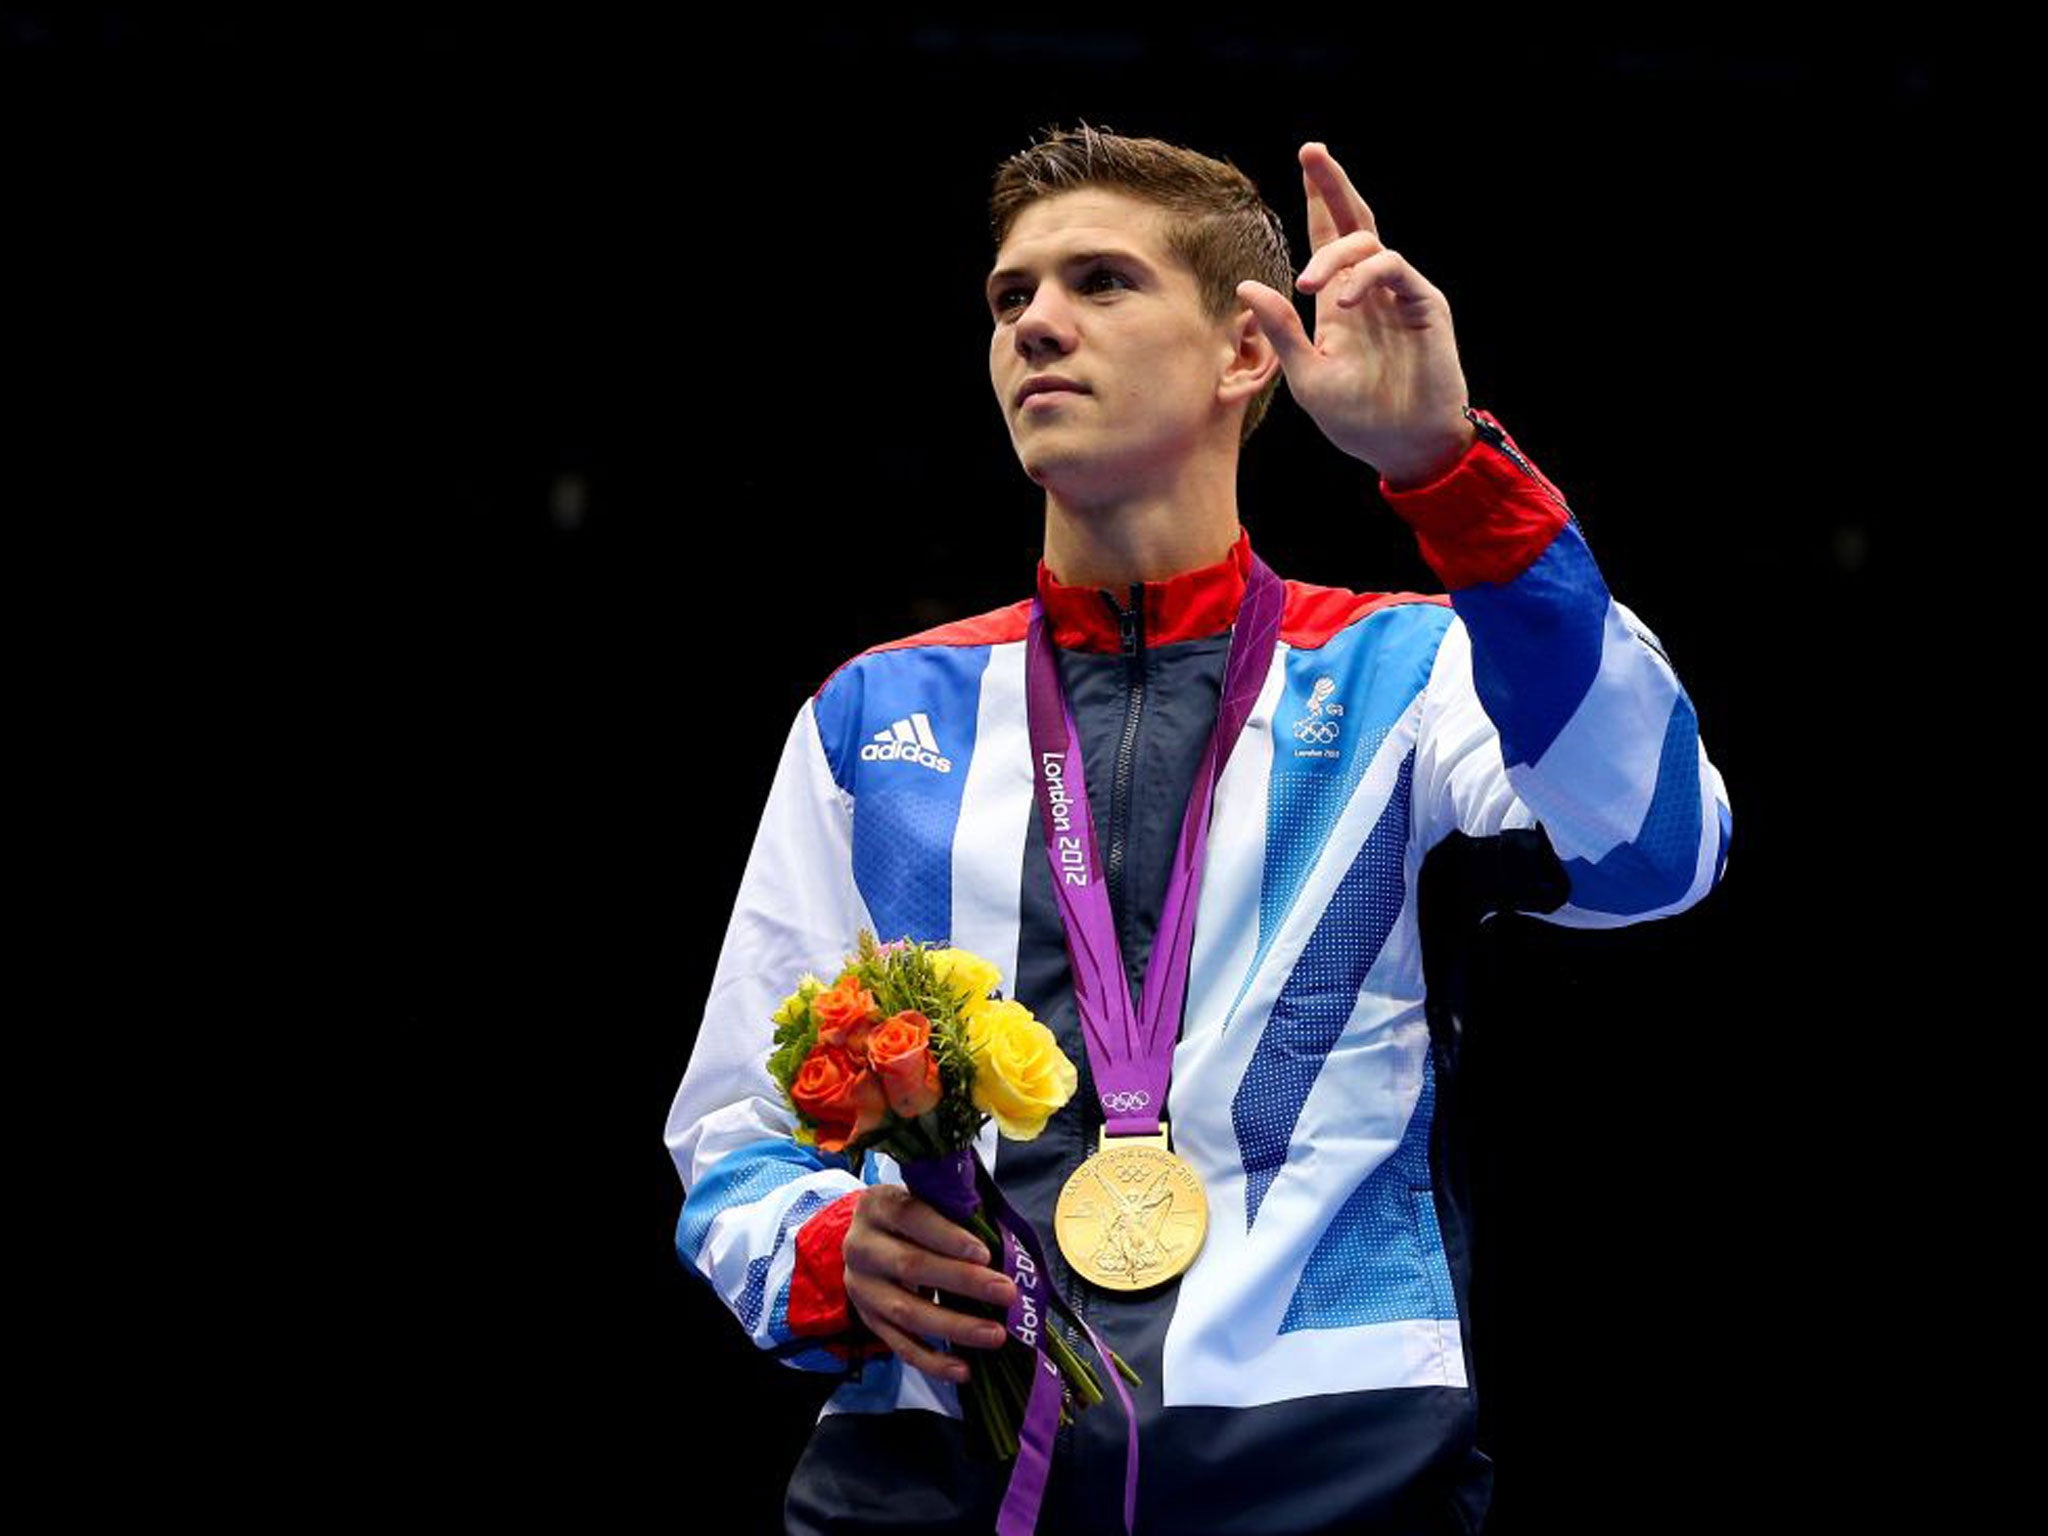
[986, 187, 1244, 500]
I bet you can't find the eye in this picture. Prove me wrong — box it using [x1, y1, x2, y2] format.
[990, 266, 1134, 322]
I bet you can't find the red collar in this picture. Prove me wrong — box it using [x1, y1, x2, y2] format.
[1036, 526, 1255, 653]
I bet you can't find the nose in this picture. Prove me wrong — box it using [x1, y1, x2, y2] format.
[1012, 283, 1077, 362]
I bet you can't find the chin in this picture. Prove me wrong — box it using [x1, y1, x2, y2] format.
[1019, 448, 1088, 493]
[1014, 440, 1068, 488]
[1017, 425, 1097, 476]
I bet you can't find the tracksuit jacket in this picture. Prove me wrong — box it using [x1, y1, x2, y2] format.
[664, 409, 1734, 1535]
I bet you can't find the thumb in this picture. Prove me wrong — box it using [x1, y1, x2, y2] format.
[1236, 280, 1314, 374]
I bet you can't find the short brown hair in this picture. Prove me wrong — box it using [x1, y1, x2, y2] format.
[990, 121, 1295, 447]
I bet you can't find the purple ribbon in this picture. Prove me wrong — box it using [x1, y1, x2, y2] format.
[901, 1147, 1138, 1536]
[1024, 553, 1285, 1136]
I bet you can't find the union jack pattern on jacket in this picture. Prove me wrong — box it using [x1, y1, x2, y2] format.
[665, 410, 1733, 1534]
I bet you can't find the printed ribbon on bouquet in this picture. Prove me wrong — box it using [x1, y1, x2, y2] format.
[1023, 551, 1285, 1137]
[901, 1147, 1138, 1536]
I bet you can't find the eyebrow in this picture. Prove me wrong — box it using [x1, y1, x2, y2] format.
[985, 248, 1156, 301]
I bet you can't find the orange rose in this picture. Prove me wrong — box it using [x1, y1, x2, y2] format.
[812, 975, 882, 1059]
[866, 1010, 941, 1119]
[790, 1045, 888, 1154]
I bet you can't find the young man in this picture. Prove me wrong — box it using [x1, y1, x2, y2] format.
[665, 125, 1733, 1535]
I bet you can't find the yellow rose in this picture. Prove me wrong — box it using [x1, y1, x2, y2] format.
[965, 999, 1077, 1140]
[772, 973, 826, 1029]
[927, 948, 1003, 1016]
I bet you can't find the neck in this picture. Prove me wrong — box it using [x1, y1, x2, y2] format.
[1039, 456, 1242, 589]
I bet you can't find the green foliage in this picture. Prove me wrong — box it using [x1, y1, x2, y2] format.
[929, 1011, 988, 1150]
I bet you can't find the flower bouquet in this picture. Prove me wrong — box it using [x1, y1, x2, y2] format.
[766, 929, 1141, 1476]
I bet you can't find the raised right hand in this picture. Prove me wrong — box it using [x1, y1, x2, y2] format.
[843, 1184, 1020, 1384]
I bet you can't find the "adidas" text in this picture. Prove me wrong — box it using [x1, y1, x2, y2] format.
[863, 712, 953, 773]
[860, 739, 953, 773]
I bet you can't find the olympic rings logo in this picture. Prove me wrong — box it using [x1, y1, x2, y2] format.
[1293, 719, 1341, 744]
[1100, 1090, 1152, 1114]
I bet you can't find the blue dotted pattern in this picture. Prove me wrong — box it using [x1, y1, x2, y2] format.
[1280, 1048, 1458, 1332]
[1260, 731, 1387, 937]
[1559, 690, 1703, 915]
[856, 781, 960, 943]
[675, 1137, 849, 1269]
[1221, 607, 1451, 1036]
[812, 642, 993, 947]
[1450, 520, 1610, 769]
[1235, 750, 1416, 1230]
[743, 1188, 835, 1335]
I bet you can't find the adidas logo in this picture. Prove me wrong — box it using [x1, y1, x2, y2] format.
[860, 712, 954, 774]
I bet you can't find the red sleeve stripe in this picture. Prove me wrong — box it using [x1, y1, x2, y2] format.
[1377, 410, 1571, 591]
[787, 1186, 870, 1339]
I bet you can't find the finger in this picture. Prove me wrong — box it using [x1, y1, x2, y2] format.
[847, 1267, 1012, 1355]
[852, 1188, 1018, 1307]
[1301, 144, 1342, 254]
[1236, 280, 1314, 372]
[1296, 230, 1386, 295]
[1300, 141, 1379, 243]
[1330, 250, 1439, 314]
[860, 1305, 974, 1384]
[862, 1183, 988, 1262]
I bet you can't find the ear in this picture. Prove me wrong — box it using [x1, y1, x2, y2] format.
[1216, 303, 1283, 410]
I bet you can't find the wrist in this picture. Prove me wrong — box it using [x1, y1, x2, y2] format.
[1378, 416, 1481, 493]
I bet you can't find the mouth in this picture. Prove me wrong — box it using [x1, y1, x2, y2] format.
[1016, 376, 1090, 409]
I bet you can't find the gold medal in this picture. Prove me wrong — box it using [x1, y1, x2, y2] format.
[1054, 1123, 1209, 1291]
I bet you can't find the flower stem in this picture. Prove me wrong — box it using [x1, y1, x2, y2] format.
[966, 1350, 1010, 1460]
[967, 1350, 995, 1454]
[967, 1211, 1003, 1258]
[1043, 1323, 1103, 1409]
[958, 1347, 985, 1447]
[994, 1343, 1030, 1429]
[986, 1359, 1019, 1460]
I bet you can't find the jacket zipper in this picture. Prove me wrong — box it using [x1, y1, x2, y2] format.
[1099, 582, 1147, 941]
[1465, 406, 1580, 529]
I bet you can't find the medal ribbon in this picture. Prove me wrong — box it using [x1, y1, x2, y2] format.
[1024, 552, 1284, 1137]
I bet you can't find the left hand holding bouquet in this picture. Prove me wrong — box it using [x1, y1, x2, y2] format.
[767, 929, 1140, 1527]
[843, 1181, 1018, 1388]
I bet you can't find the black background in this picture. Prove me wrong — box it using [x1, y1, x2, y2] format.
[10, 15, 1964, 1532]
